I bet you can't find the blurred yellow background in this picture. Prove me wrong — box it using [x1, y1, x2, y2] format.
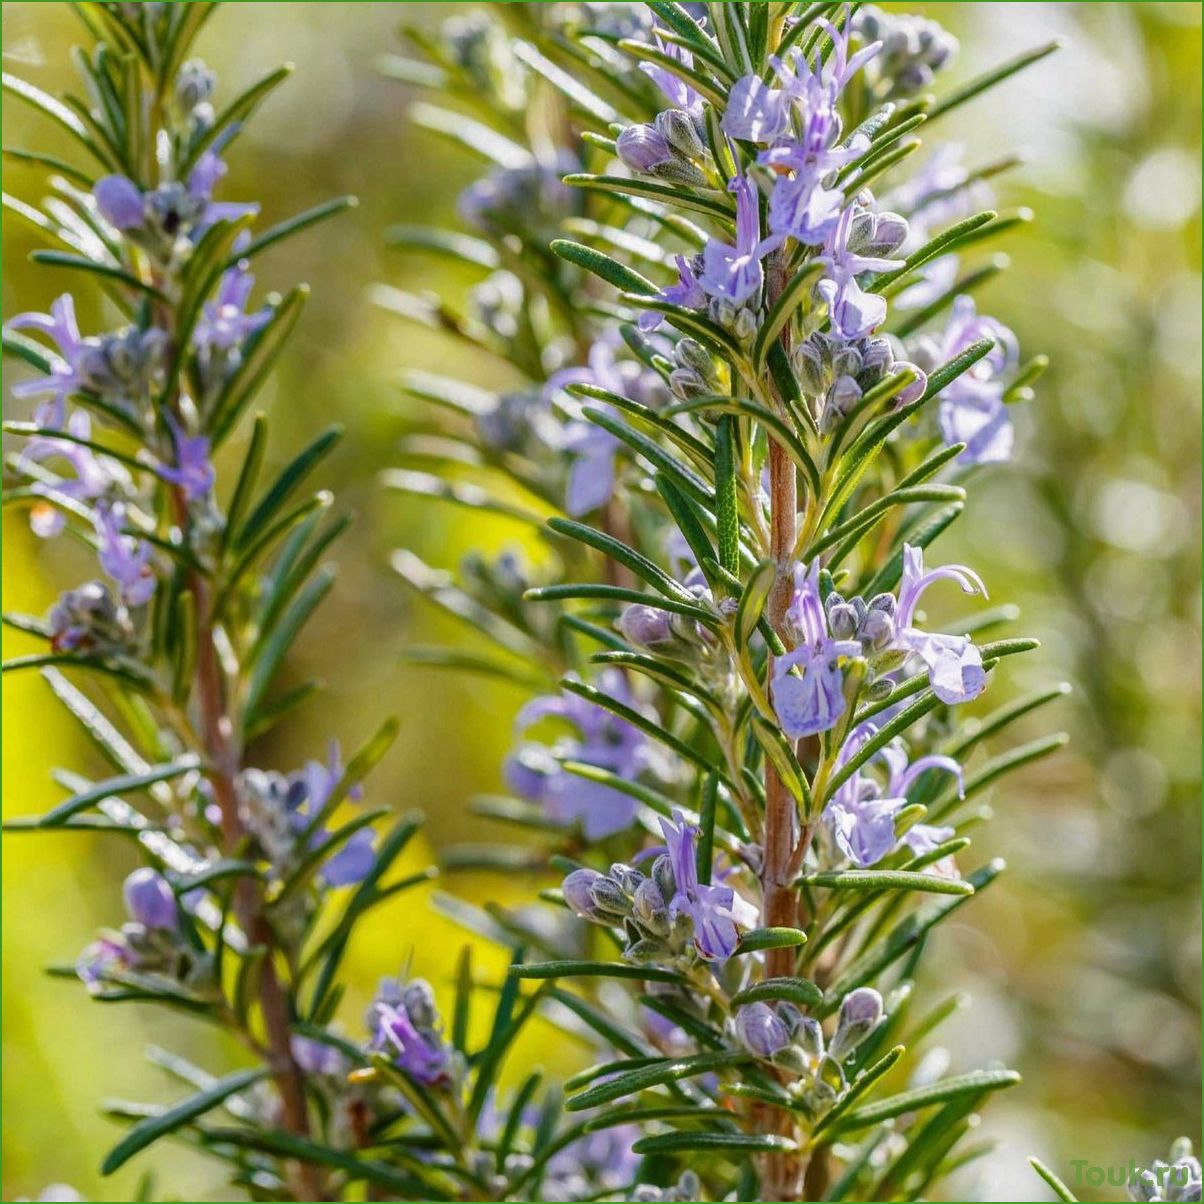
[2, 4, 1199, 1201]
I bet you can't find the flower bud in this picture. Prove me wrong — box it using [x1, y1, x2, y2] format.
[827, 601, 859, 641]
[894, 362, 928, 406]
[829, 987, 884, 1059]
[668, 367, 708, 401]
[650, 160, 707, 187]
[732, 307, 757, 344]
[795, 1014, 825, 1062]
[618, 603, 674, 647]
[674, 337, 714, 380]
[632, 878, 671, 937]
[734, 1002, 790, 1059]
[175, 58, 216, 115]
[589, 875, 631, 918]
[651, 852, 676, 900]
[859, 608, 895, 652]
[123, 868, 177, 930]
[562, 867, 604, 917]
[864, 675, 896, 702]
[871, 211, 910, 255]
[617, 123, 673, 174]
[655, 108, 705, 160]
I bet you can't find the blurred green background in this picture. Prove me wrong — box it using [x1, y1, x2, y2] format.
[1, 3, 1199, 1201]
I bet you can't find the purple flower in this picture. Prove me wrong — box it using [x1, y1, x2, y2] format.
[4, 294, 86, 427]
[816, 204, 901, 340]
[939, 382, 1013, 463]
[773, 560, 862, 739]
[824, 726, 964, 868]
[735, 1002, 792, 1058]
[915, 295, 1019, 463]
[19, 410, 116, 538]
[659, 809, 756, 960]
[639, 34, 702, 116]
[893, 543, 988, 704]
[123, 868, 178, 929]
[639, 253, 707, 332]
[369, 978, 448, 1086]
[544, 1125, 643, 1201]
[290, 1034, 348, 1076]
[900, 820, 959, 875]
[155, 415, 215, 501]
[76, 935, 128, 986]
[504, 669, 652, 839]
[543, 338, 665, 516]
[698, 174, 766, 305]
[94, 501, 156, 606]
[289, 742, 372, 887]
[193, 260, 270, 357]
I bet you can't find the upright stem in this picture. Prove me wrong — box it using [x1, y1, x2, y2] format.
[757, 249, 808, 1201]
[190, 558, 327, 1202]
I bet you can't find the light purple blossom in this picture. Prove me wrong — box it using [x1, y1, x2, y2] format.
[894, 542, 988, 704]
[156, 415, 215, 501]
[659, 809, 756, 960]
[19, 410, 116, 538]
[505, 669, 651, 839]
[724, 18, 880, 248]
[544, 1125, 643, 1201]
[94, 501, 156, 606]
[543, 338, 664, 516]
[639, 34, 702, 116]
[4, 294, 87, 427]
[76, 934, 128, 986]
[639, 253, 707, 332]
[816, 204, 901, 340]
[193, 260, 270, 357]
[291, 742, 373, 888]
[697, 174, 766, 305]
[369, 978, 448, 1086]
[773, 559, 861, 739]
[290, 1034, 348, 1077]
[918, 295, 1018, 463]
[824, 725, 964, 867]
[123, 868, 178, 929]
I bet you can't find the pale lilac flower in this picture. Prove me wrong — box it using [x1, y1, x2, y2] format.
[900, 820, 959, 875]
[76, 934, 128, 986]
[193, 260, 269, 356]
[19, 410, 115, 538]
[773, 559, 861, 739]
[894, 543, 988, 704]
[289, 742, 372, 887]
[544, 1125, 643, 1201]
[504, 669, 651, 839]
[639, 253, 707, 332]
[123, 868, 178, 929]
[914, 294, 1018, 463]
[4, 294, 87, 427]
[824, 727, 964, 868]
[290, 1034, 348, 1076]
[95, 502, 156, 606]
[544, 338, 665, 516]
[639, 34, 702, 116]
[698, 174, 766, 305]
[155, 415, 215, 501]
[659, 809, 756, 960]
[93, 174, 145, 229]
[816, 204, 901, 339]
[369, 978, 449, 1086]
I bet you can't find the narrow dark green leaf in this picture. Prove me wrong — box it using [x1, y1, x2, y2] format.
[511, 960, 686, 985]
[926, 41, 1061, 120]
[634, 1131, 797, 1155]
[735, 927, 808, 954]
[731, 976, 822, 1008]
[232, 195, 356, 265]
[551, 238, 657, 296]
[831, 1068, 1021, 1133]
[567, 1050, 751, 1111]
[799, 870, 974, 897]
[101, 1068, 268, 1174]
[33, 757, 200, 828]
[1029, 1156, 1079, 1203]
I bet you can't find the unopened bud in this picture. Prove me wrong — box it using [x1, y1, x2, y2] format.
[618, 603, 674, 647]
[617, 123, 673, 174]
[735, 1002, 791, 1058]
[732, 307, 757, 344]
[655, 108, 705, 160]
[829, 987, 884, 1059]
[123, 868, 177, 930]
[632, 878, 671, 937]
[562, 867, 604, 917]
